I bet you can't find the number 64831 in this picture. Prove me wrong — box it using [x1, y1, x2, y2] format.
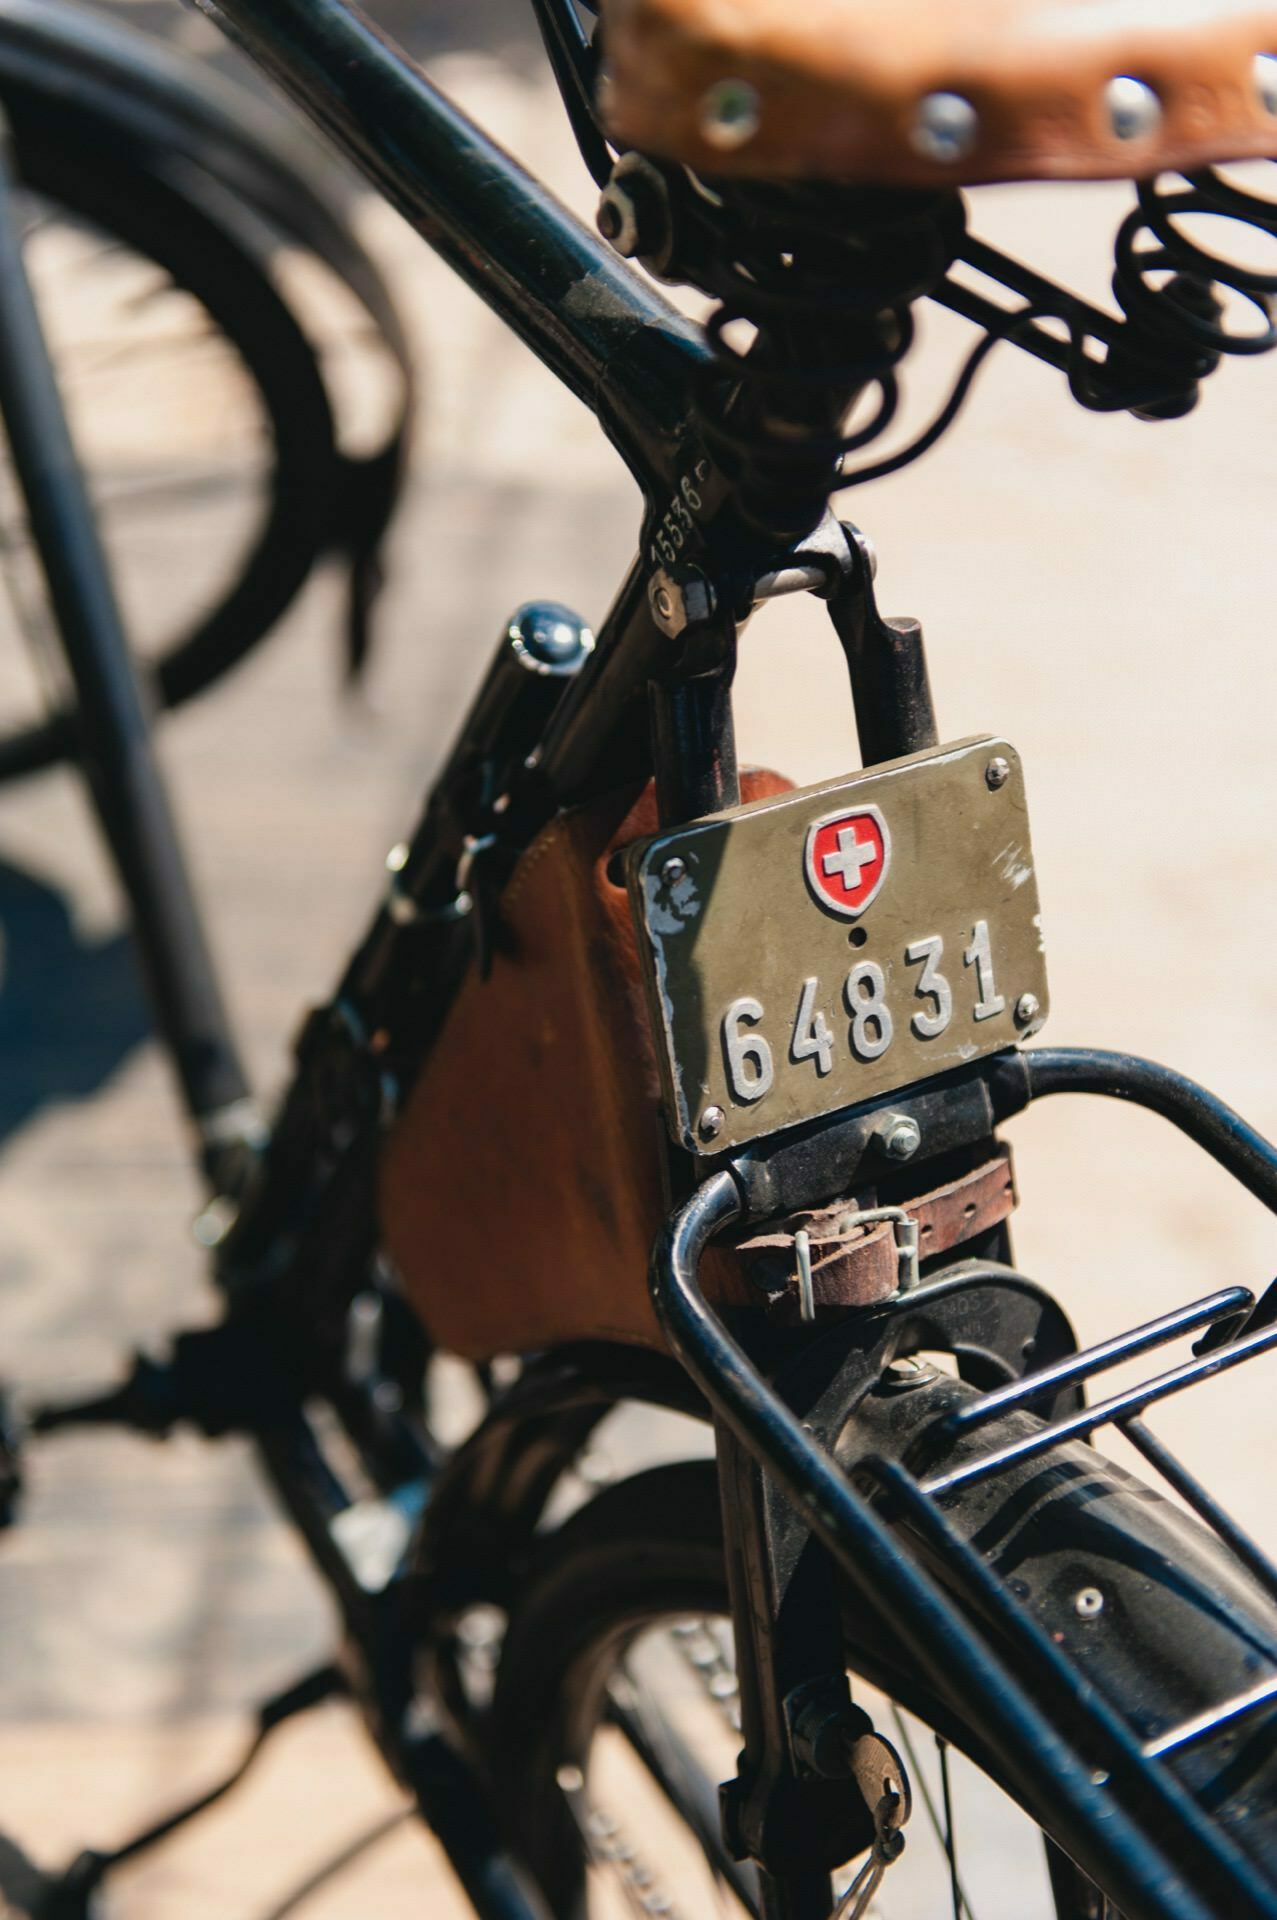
[720, 919, 1007, 1106]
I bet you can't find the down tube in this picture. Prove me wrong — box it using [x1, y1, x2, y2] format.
[194, 0, 711, 497]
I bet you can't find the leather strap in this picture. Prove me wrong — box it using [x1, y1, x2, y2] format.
[733, 1147, 1017, 1320]
[599, 0, 1277, 185]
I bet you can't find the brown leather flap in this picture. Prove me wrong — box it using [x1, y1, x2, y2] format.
[600, 0, 1277, 184]
[379, 774, 790, 1360]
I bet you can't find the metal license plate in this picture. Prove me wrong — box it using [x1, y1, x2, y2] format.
[626, 736, 1048, 1156]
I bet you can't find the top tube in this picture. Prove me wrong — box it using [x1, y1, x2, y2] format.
[194, 0, 712, 501]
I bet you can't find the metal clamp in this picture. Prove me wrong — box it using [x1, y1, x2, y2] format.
[831, 1206, 920, 1295]
[789, 1205, 920, 1322]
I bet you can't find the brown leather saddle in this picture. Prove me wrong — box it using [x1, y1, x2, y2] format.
[599, 0, 1277, 186]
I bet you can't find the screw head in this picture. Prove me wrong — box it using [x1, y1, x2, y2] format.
[1014, 992, 1042, 1027]
[910, 91, 980, 164]
[985, 755, 1011, 791]
[876, 1114, 921, 1161]
[1105, 75, 1162, 142]
[699, 1104, 726, 1143]
[698, 78, 761, 150]
[661, 856, 686, 887]
[1074, 1586, 1105, 1620]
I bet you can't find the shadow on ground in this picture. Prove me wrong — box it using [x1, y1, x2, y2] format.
[0, 856, 150, 1148]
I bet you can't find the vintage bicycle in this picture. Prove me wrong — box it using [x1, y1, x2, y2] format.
[9, 1, 1277, 1916]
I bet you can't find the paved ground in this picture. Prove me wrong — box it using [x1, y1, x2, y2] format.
[0, 1, 1276, 1914]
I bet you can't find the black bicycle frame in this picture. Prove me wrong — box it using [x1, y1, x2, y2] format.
[17, 4, 1277, 1919]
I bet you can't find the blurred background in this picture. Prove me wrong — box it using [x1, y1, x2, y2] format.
[0, 1, 1275, 1913]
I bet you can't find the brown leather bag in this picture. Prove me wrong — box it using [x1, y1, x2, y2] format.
[379, 775, 789, 1358]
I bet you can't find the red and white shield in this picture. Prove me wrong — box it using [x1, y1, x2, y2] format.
[804, 805, 891, 918]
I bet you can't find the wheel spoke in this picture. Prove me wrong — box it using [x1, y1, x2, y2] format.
[936, 1735, 966, 1920]
[888, 1708, 978, 1920]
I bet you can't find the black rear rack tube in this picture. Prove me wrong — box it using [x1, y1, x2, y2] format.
[652, 1173, 1274, 1920]
[1019, 1047, 1277, 1216]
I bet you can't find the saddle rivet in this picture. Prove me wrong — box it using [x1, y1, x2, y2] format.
[909, 92, 980, 165]
[1254, 53, 1277, 117]
[699, 1104, 726, 1142]
[698, 79, 761, 151]
[661, 856, 686, 887]
[1105, 76, 1162, 142]
[1014, 992, 1041, 1027]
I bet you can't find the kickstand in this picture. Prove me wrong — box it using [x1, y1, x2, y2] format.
[33, 1664, 348, 1920]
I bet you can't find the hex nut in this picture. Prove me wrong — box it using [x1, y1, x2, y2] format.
[876, 1114, 921, 1161]
[649, 568, 717, 638]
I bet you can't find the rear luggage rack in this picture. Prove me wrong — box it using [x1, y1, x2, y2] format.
[651, 1046, 1277, 1920]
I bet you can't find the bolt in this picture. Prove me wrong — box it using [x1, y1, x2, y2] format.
[661, 856, 686, 887]
[880, 1355, 937, 1391]
[596, 181, 642, 257]
[699, 1105, 726, 1143]
[648, 568, 716, 638]
[1105, 75, 1162, 142]
[875, 1113, 921, 1161]
[910, 91, 980, 164]
[985, 755, 1011, 791]
[1014, 992, 1041, 1026]
[1074, 1586, 1105, 1620]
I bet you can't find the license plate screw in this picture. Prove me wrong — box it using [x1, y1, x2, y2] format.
[874, 1114, 921, 1161]
[699, 1104, 726, 1142]
[1014, 992, 1041, 1026]
[661, 856, 686, 887]
[985, 755, 1011, 790]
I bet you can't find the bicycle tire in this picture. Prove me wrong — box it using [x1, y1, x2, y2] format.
[490, 1452, 1277, 1918]
[0, 122, 338, 784]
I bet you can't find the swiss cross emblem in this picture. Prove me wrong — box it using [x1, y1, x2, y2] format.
[804, 805, 891, 918]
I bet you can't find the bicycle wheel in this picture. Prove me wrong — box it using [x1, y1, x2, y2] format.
[490, 1452, 1277, 1918]
[0, 129, 337, 781]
